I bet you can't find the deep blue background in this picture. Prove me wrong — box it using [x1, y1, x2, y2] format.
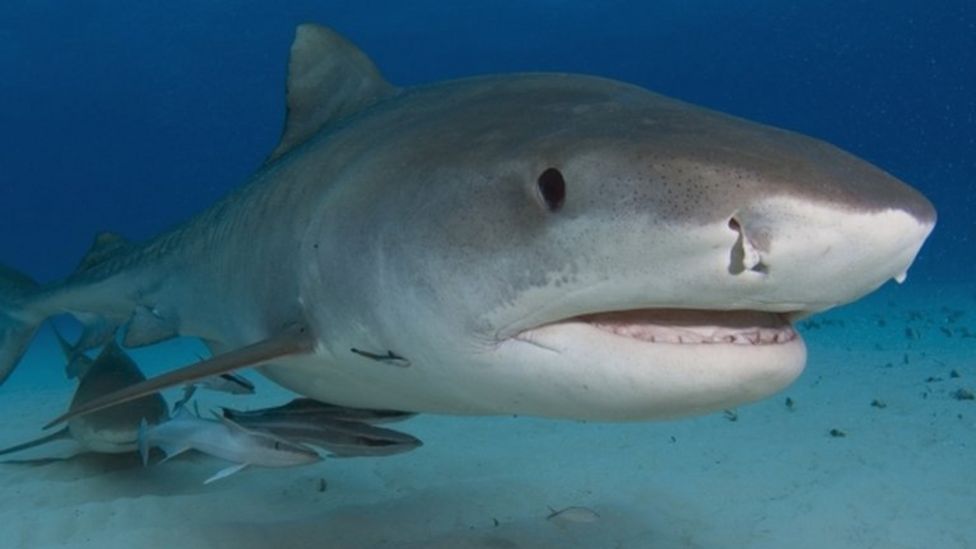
[1, 1, 973, 283]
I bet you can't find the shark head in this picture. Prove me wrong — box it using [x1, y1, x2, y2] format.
[271, 26, 937, 420]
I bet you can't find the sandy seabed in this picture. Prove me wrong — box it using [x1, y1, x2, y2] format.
[0, 281, 973, 549]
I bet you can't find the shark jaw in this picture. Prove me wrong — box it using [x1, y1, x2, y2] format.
[497, 307, 807, 421]
[518, 309, 798, 348]
[477, 201, 934, 421]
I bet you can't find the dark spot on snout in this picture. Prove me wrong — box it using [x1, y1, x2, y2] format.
[537, 168, 566, 211]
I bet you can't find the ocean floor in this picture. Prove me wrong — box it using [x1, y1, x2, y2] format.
[0, 280, 973, 549]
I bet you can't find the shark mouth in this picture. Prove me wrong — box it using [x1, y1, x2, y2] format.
[519, 309, 798, 346]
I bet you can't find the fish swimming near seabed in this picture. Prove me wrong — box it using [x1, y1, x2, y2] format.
[224, 397, 415, 425]
[222, 403, 422, 458]
[138, 408, 321, 484]
[173, 370, 255, 412]
[1, 23, 935, 429]
[196, 372, 254, 395]
[0, 331, 168, 458]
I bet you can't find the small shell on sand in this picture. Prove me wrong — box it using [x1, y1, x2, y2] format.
[546, 506, 600, 524]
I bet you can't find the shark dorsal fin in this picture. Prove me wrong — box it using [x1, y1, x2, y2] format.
[74, 232, 131, 275]
[267, 24, 397, 163]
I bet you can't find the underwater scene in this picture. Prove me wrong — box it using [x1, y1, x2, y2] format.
[0, 2, 973, 548]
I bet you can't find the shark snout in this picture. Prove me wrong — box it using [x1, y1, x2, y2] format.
[725, 191, 935, 312]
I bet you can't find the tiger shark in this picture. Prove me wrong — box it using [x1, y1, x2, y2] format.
[0, 329, 167, 458]
[0, 24, 935, 425]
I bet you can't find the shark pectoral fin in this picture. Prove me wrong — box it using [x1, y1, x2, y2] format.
[0, 426, 70, 458]
[122, 305, 179, 348]
[204, 463, 248, 484]
[157, 445, 192, 464]
[43, 323, 316, 429]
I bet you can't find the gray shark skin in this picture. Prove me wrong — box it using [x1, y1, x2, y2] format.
[65, 341, 169, 452]
[1, 24, 935, 423]
[0, 334, 168, 458]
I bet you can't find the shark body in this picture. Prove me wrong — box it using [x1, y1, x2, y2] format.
[0, 334, 167, 458]
[0, 24, 935, 424]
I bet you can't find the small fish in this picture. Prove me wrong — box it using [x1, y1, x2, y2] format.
[546, 506, 600, 524]
[223, 397, 415, 425]
[349, 348, 411, 368]
[198, 372, 255, 395]
[222, 405, 422, 458]
[138, 408, 320, 484]
[172, 371, 255, 412]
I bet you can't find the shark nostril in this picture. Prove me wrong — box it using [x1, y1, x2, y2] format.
[728, 217, 767, 275]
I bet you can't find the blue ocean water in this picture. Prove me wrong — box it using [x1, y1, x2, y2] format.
[0, 2, 974, 548]
[0, 1, 972, 282]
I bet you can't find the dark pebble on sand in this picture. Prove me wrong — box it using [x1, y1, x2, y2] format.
[951, 388, 974, 401]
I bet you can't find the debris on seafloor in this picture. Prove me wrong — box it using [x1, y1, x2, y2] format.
[547, 506, 601, 525]
[951, 388, 974, 401]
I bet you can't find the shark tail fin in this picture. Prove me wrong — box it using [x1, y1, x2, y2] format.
[0, 265, 44, 385]
[0, 233, 138, 385]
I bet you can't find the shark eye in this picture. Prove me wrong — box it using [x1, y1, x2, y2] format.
[536, 168, 566, 212]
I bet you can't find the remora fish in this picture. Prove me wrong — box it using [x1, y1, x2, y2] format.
[173, 370, 255, 412]
[0, 24, 935, 426]
[138, 408, 320, 484]
[222, 403, 422, 458]
[0, 330, 168, 457]
[224, 398, 415, 425]
[196, 372, 254, 395]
